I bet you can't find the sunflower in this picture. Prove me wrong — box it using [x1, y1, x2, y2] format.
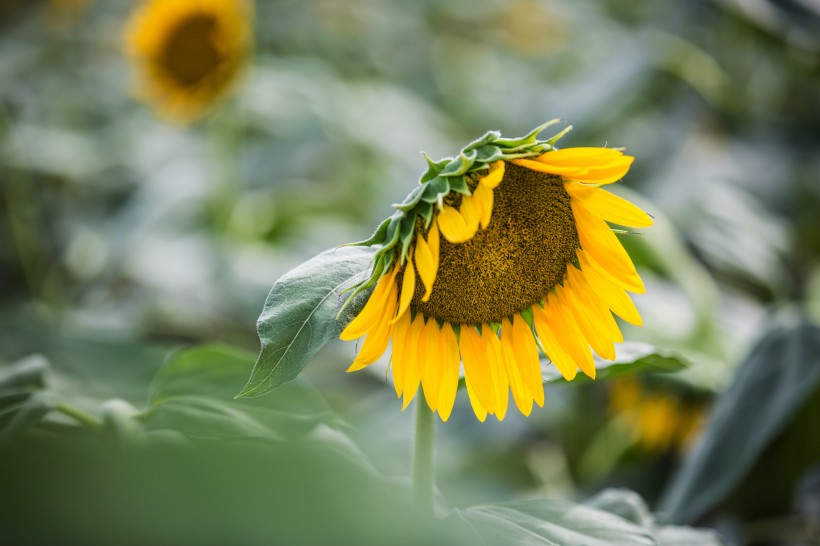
[610, 376, 706, 454]
[126, 0, 251, 122]
[339, 121, 653, 422]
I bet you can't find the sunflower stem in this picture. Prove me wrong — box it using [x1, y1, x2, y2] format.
[413, 397, 435, 520]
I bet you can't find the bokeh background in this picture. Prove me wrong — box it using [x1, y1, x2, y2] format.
[1, 0, 819, 544]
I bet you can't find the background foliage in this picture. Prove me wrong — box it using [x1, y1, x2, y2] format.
[1, 0, 819, 544]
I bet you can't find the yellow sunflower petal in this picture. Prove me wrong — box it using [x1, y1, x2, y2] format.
[531, 303, 578, 381]
[401, 314, 425, 409]
[510, 314, 545, 407]
[389, 310, 412, 397]
[482, 325, 509, 421]
[459, 325, 497, 414]
[549, 289, 599, 378]
[437, 205, 476, 243]
[436, 322, 461, 422]
[340, 265, 399, 341]
[531, 148, 634, 185]
[536, 147, 625, 165]
[473, 181, 494, 229]
[465, 373, 488, 423]
[577, 250, 643, 325]
[582, 245, 645, 294]
[415, 236, 437, 303]
[427, 218, 440, 263]
[346, 281, 398, 371]
[512, 158, 589, 177]
[500, 318, 533, 417]
[566, 183, 653, 228]
[391, 259, 416, 324]
[566, 265, 625, 345]
[569, 159, 634, 185]
[557, 282, 617, 366]
[420, 319, 443, 412]
[571, 199, 639, 281]
[480, 160, 505, 189]
[459, 194, 482, 234]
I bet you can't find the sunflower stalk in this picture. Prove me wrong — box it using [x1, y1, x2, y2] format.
[413, 397, 435, 520]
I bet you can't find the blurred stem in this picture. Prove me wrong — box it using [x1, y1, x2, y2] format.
[209, 107, 242, 235]
[0, 103, 50, 303]
[53, 402, 103, 431]
[413, 398, 435, 519]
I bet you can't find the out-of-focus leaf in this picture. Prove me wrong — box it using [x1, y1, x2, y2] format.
[0, 354, 49, 391]
[145, 344, 338, 440]
[660, 320, 820, 523]
[453, 497, 656, 546]
[0, 390, 56, 449]
[542, 342, 689, 384]
[585, 488, 655, 528]
[145, 395, 325, 441]
[654, 525, 723, 546]
[584, 489, 723, 546]
[238, 246, 375, 398]
[0, 355, 54, 449]
[150, 344, 260, 402]
[100, 399, 146, 449]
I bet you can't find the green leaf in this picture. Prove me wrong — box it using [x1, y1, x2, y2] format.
[237, 246, 376, 398]
[0, 354, 49, 391]
[542, 342, 689, 384]
[150, 344, 258, 403]
[0, 390, 56, 449]
[146, 344, 336, 440]
[0, 356, 55, 449]
[585, 490, 723, 546]
[659, 320, 820, 523]
[453, 497, 656, 546]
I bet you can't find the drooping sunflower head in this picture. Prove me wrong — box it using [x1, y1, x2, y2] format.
[340, 121, 653, 422]
[126, 0, 251, 122]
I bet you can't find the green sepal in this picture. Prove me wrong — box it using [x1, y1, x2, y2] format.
[520, 307, 535, 326]
[393, 185, 424, 211]
[398, 213, 416, 263]
[342, 216, 392, 247]
[420, 176, 450, 204]
[448, 175, 470, 195]
[462, 130, 501, 152]
[473, 144, 505, 164]
[420, 152, 450, 183]
[495, 119, 562, 149]
[416, 200, 434, 228]
[439, 149, 477, 177]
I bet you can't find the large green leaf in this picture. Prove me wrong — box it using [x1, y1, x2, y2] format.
[659, 320, 820, 523]
[453, 497, 656, 546]
[237, 246, 376, 398]
[542, 342, 689, 384]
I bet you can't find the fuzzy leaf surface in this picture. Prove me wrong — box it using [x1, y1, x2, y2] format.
[238, 246, 376, 398]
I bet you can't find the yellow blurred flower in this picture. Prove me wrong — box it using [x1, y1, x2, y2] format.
[126, 0, 251, 123]
[610, 376, 707, 454]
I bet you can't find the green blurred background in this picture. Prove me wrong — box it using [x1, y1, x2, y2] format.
[1, 0, 819, 544]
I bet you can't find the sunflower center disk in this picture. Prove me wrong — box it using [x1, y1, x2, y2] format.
[412, 163, 580, 325]
[162, 15, 221, 86]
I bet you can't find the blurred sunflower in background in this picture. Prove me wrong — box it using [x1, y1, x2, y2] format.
[609, 376, 707, 454]
[340, 123, 653, 422]
[126, 0, 251, 122]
